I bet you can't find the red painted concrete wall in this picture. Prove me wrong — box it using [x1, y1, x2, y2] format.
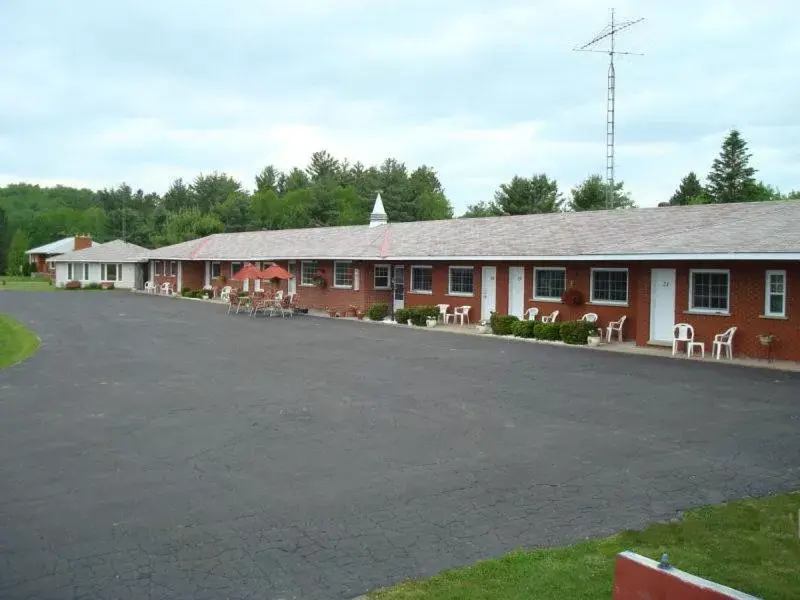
[613, 552, 759, 599]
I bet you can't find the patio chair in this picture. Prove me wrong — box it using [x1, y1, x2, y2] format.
[436, 303, 450, 322]
[226, 292, 244, 315]
[445, 305, 470, 325]
[672, 323, 704, 358]
[250, 294, 269, 318]
[144, 281, 156, 294]
[524, 307, 539, 321]
[541, 310, 559, 323]
[581, 312, 599, 323]
[159, 282, 173, 296]
[712, 326, 737, 360]
[219, 286, 233, 302]
[606, 315, 627, 343]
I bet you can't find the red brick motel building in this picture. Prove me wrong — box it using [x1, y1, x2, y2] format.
[141, 198, 800, 361]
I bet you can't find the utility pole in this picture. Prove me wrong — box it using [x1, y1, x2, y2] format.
[574, 8, 644, 209]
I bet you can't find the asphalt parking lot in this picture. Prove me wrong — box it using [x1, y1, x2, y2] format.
[1, 292, 799, 599]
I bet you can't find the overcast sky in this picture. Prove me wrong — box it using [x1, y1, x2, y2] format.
[1, 0, 797, 212]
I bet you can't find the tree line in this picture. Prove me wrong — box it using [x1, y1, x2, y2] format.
[1, 132, 797, 275]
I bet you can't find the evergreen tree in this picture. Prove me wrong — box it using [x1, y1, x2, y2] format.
[669, 172, 706, 205]
[494, 174, 563, 214]
[6, 229, 30, 276]
[568, 175, 634, 211]
[706, 130, 757, 203]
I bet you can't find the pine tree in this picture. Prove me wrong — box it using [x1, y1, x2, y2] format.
[706, 130, 757, 203]
[6, 229, 30, 276]
[669, 172, 706, 205]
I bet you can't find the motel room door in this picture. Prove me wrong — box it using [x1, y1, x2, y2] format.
[507, 266, 525, 318]
[288, 262, 297, 296]
[649, 268, 676, 343]
[393, 265, 405, 311]
[481, 266, 497, 321]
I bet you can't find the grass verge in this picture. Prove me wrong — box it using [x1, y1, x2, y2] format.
[0, 276, 54, 292]
[0, 313, 41, 368]
[369, 493, 800, 600]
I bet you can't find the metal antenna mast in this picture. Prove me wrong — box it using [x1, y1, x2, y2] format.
[574, 8, 643, 208]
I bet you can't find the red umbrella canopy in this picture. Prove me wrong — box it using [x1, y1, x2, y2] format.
[231, 263, 264, 280]
[260, 264, 293, 280]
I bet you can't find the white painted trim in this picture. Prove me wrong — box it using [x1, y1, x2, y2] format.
[448, 265, 475, 297]
[689, 268, 730, 314]
[533, 267, 566, 301]
[373, 264, 391, 290]
[370, 252, 800, 262]
[177, 261, 183, 291]
[333, 260, 354, 289]
[410, 265, 433, 294]
[300, 260, 318, 287]
[617, 551, 760, 600]
[764, 269, 787, 318]
[590, 267, 629, 306]
[204, 261, 211, 287]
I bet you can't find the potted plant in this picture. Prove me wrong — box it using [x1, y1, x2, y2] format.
[476, 320, 489, 334]
[356, 309, 365, 320]
[312, 269, 327, 288]
[587, 326, 602, 347]
[426, 315, 437, 328]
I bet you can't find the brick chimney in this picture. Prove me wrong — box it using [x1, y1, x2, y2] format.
[74, 235, 93, 251]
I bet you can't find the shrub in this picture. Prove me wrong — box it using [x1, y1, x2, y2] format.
[64, 280, 81, 289]
[181, 288, 194, 297]
[409, 305, 439, 326]
[533, 321, 561, 341]
[489, 312, 519, 336]
[395, 308, 411, 324]
[512, 320, 537, 338]
[367, 303, 389, 321]
[559, 320, 599, 345]
[84, 282, 102, 290]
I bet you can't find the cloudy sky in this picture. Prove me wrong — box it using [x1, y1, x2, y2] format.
[1, 0, 797, 212]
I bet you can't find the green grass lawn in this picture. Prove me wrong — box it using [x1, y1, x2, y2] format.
[0, 313, 40, 368]
[0, 276, 54, 292]
[369, 493, 800, 600]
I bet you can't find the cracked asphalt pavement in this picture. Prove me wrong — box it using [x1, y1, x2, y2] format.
[1, 292, 799, 599]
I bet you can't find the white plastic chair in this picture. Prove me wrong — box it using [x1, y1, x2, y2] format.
[541, 310, 559, 323]
[219, 286, 232, 302]
[606, 315, 627, 343]
[436, 303, 450, 322]
[581, 312, 598, 323]
[524, 307, 539, 321]
[712, 326, 737, 360]
[144, 281, 156, 294]
[159, 282, 172, 296]
[445, 306, 470, 325]
[672, 323, 704, 358]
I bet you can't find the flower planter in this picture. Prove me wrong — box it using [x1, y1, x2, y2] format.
[407, 319, 413, 326]
[202, 294, 209, 300]
[587, 335, 601, 347]
[426, 318, 437, 328]
[476, 324, 489, 334]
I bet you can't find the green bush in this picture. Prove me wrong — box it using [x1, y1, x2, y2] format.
[84, 282, 102, 290]
[489, 312, 519, 335]
[559, 320, 600, 345]
[395, 306, 439, 325]
[533, 322, 561, 341]
[368, 303, 389, 321]
[512, 320, 537, 338]
[395, 308, 411, 324]
[181, 289, 193, 297]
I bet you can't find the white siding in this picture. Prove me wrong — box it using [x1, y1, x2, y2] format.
[54, 262, 137, 289]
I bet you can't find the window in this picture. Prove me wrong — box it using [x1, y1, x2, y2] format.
[765, 270, 786, 317]
[590, 268, 628, 305]
[231, 262, 242, 278]
[334, 261, 354, 288]
[169, 261, 178, 276]
[410, 265, 433, 293]
[211, 262, 221, 279]
[689, 270, 729, 313]
[154, 261, 163, 276]
[373, 264, 390, 289]
[301, 261, 318, 286]
[449, 266, 474, 296]
[101, 263, 122, 281]
[534, 268, 566, 300]
[68, 263, 73, 280]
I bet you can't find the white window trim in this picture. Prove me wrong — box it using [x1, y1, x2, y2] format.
[688, 268, 731, 315]
[82, 263, 89, 282]
[533, 267, 566, 301]
[764, 269, 787, 318]
[300, 260, 318, 287]
[333, 260, 354, 289]
[410, 265, 433, 294]
[373, 264, 391, 290]
[101, 263, 123, 282]
[589, 267, 629, 306]
[448, 265, 475, 297]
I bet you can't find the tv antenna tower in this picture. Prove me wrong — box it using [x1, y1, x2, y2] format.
[574, 8, 643, 208]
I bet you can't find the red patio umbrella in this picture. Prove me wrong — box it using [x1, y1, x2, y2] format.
[231, 263, 264, 280]
[259, 264, 293, 281]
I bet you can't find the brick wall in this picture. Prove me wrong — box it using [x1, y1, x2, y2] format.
[181, 261, 205, 290]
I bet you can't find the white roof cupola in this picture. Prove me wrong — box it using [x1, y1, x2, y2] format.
[369, 192, 388, 227]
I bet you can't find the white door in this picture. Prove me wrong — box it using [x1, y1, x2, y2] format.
[650, 268, 676, 342]
[481, 266, 497, 321]
[508, 266, 524, 318]
[288, 262, 297, 295]
[393, 265, 405, 311]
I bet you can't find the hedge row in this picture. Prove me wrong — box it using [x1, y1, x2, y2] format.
[507, 318, 600, 345]
[181, 288, 210, 298]
[395, 305, 440, 326]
